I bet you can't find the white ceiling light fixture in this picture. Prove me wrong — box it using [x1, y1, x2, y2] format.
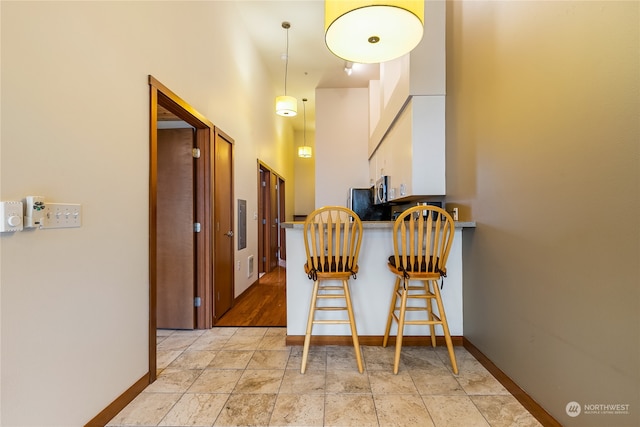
[275, 21, 297, 117]
[298, 98, 312, 158]
[325, 0, 424, 64]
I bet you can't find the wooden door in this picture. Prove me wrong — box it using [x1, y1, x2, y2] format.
[257, 163, 286, 274]
[269, 173, 279, 271]
[258, 167, 267, 274]
[278, 178, 286, 261]
[213, 129, 234, 321]
[156, 128, 195, 329]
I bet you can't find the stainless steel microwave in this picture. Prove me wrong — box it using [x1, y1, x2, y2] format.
[374, 176, 390, 205]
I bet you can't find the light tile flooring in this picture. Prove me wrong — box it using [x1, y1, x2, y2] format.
[107, 327, 542, 427]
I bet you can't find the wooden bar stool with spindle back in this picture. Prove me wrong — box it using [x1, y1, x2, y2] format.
[383, 205, 459, 375]
[301, 206, 364, 374]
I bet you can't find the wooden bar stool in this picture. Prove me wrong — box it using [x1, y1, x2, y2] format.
[383, 205, 458, 375]
[301, 206, 364, 374]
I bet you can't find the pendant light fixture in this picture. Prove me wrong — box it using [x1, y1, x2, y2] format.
[324, 0, 424, 64]
[275, 21, 297, 117]
[298, 98, 312, 158]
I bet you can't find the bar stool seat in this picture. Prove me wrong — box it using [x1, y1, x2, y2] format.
[383, 205, 459, 375]
[301, 206, 363, 374]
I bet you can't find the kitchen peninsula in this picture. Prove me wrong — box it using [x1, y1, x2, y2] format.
[282, 220, 476, 340]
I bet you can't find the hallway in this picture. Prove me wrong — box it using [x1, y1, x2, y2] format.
[215, 266, 287, 327]
[107, 327, 542, 426]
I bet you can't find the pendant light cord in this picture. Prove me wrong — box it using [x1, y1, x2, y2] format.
[303, 98, 307, 144]
[283, 22, 290, 96]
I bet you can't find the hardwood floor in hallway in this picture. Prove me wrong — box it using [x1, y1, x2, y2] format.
[215, 266, 287, 327]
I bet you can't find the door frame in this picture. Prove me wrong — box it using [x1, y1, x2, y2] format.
[212, 127, 235, 322]
[149, 75, 214, 381]
[278, 179, 286, 263]
[257, 161, 286, 274]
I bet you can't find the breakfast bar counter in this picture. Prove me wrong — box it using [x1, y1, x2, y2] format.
[282, 221, 476, 338]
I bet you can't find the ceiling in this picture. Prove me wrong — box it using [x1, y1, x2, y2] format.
[233, 1, 380, 132]
[157, 2, 381, 132]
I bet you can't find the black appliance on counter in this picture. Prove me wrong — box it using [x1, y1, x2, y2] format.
[349, 187, 391, 220]
[391, 200, 445, 220]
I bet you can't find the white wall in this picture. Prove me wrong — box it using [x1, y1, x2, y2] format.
[446, 2, 639, 426]
[0, 2, 294, 425]
[315, 88, 370, 207]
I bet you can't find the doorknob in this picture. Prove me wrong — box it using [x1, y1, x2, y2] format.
[225, 230, 234, 237]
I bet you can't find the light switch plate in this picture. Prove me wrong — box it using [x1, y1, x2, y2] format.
[41, 203, 82, 229]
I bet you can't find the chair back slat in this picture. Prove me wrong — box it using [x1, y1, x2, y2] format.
[310, 221, 319, 268]
[326, 212, 333, 265]
[427, 212, 436, 271]
[419, 212, 427, 267]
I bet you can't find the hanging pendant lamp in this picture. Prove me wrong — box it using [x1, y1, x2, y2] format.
[325, 0, 424, 64]
[275, 22, 297, 116]
[298, 98, 312, 158]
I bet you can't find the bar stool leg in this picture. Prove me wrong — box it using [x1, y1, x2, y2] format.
[393, 279, 410, 374]
[343, 279, 363, 373]
[432, 279, 458, 375]
[383, 277, 401, 347]
[301, 279, 320, 374]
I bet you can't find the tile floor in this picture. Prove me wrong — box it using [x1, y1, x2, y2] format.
[107, 327, 542, 427]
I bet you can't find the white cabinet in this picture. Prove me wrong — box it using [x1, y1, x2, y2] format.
[367, 0, 446, 198]
[373, 96, 445, 199]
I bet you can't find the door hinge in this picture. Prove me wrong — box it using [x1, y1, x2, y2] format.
[194, 297, 202, 307]
[262, 181, 266, 187]
[192, 148, 201, 158]
[263, 256, 267, 262]
[194, 222, 201, 233]
[262, 218, 267, 225]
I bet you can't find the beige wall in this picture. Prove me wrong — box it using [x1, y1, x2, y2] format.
[315, 87, 370, 207]
[293, 129, 316, 216]
[0, 1, 294, 425]
[446, 1, 639, 426]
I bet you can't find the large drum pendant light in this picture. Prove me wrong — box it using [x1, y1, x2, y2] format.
[325, 0, 424, 64]
[275, 22, 297, 117]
